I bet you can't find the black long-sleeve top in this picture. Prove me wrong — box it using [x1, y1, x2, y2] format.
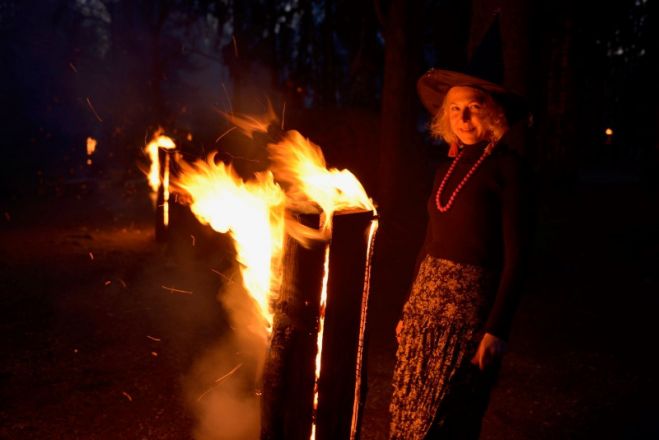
[417, 141, 532, 340]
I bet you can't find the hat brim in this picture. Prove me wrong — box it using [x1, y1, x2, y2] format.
[417, 69, 528, 123]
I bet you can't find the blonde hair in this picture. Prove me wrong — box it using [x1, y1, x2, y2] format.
[429, 87, 509, 145]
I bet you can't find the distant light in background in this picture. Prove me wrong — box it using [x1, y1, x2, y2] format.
[86, 137, 97, 166]
[604, 128, 614, 145]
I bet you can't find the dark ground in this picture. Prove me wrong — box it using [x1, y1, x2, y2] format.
[1, 162, 658, 439]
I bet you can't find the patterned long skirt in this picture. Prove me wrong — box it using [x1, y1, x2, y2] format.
[389, 255, 498, 440]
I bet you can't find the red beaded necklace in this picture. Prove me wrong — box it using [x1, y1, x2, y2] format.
[435, 143, 493, 213]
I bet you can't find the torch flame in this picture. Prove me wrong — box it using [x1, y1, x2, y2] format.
[143, 129, 177, 227]
[145, 129, 176, 193]
[86, 137, 97, 156]
[86, 137, 97, 166]
[174, 154, 286, 334]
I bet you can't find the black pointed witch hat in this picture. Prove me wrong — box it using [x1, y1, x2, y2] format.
[417, 15, 528, 123]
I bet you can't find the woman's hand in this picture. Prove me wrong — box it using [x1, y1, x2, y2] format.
[395, 320, 403, 344]
[471, 332, 507, 371]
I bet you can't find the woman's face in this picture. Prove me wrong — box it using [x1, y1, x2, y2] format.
[446, 86, 490, 145]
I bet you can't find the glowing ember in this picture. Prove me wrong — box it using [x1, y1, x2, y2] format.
[86, 137, 96, 165]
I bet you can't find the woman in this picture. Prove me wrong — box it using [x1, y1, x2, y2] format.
[388, 68, 532, 439]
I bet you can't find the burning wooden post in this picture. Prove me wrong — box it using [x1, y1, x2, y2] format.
[262, 210, 379, 440]
[169, 112, 378, 439]
[317, 211, 378, 440]
[261, 214, 326, 440]
[144, 130, 177, 242]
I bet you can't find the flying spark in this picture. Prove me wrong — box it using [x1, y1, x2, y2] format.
[86, 97, 103, 122]
[161, 285, 193, 295]
[197, 363, 244, 402]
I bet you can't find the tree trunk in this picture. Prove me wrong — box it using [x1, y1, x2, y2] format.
[370, 0, 427, 343]
[469, 0, 534, 154]
[531, 2, 577, 182]
[148, 2, 170, 128]
[377, 0, 422, 212]
[320, 0, 336, 106]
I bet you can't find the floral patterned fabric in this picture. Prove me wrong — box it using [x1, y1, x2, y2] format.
[389, 255, 496, 440]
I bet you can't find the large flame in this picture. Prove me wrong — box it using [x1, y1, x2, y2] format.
[175, 154, 286, 334]
[268, 130, 375, 233]
[171, 111, 377, 439]
[220, 106, 376, 234]
[173, 109, 376, 345]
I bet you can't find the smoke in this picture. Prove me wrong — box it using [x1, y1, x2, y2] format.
[183, 265, 268, 440]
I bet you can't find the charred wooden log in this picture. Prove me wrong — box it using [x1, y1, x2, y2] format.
[261, 211, 377, 440]
[261, 214, 326, 440]
[317, 211, 376, 440]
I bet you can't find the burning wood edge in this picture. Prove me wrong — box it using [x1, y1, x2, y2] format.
[154, 147, 174, 242]
[261, 210, 379, 440]
[349, 216, 379, 440]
